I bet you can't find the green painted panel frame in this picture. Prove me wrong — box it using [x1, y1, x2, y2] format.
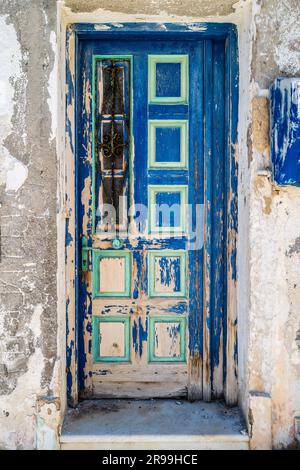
[92, 315, 130, 363]
[148, 54, 189, 104]
[148, 120, 188, 169]
[148, 250, 187, 298]
[148, 315, 186, 363]
[148, 185, 188, 234]
[92, 249, 132, 298]
[92, 55, 134, 234]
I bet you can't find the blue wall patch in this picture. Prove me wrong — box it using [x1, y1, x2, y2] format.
[270, 77, 300, 186]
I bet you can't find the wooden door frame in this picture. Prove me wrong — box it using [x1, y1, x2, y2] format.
[65, 22, 238, 406]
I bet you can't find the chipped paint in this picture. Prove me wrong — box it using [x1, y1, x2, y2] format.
[65, 25, 78, 406]
[156, 256, 181, 292]
[132, 315, 148, 357]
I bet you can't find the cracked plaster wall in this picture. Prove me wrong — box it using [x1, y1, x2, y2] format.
[0, 0, 61, 450]
[246, 0, 300, 449]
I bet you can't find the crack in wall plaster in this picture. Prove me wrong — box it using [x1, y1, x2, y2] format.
[296, 329, 300, 351]
[48, 30, 57, 142]
[287, 236, 300, 256]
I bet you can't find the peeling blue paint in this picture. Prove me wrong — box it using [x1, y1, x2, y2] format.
[223, 28, 239, 395]
[65, 218, 73, 247]
[66, 28, 75, 155]
[86, 321, 92, 333]
[132, 320, 138, 353]
[66, 339, 74, 400]
[158, 256, 181, 291]
[161, 301, 187, 314]
[210, 40, 226, 384]
[167, 323, 181, 338]
[132, 316, 148, 357]
[133, 251, 145, 300]
[65, 296, 74, 401]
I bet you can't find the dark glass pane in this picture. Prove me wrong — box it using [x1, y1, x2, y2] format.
[102, 177, 125, 226]
[98, 61, 127, 115]
[95, 58, 130, 232]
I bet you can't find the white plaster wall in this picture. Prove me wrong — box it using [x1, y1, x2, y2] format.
[248, 172, 300, 448]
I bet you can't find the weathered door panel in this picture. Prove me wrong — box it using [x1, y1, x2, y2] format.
[77, 37, 227, 399]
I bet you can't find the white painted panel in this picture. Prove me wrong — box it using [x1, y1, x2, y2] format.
[154, 322, 181, 358]
[99, 322, 125, 357]
[99, 257, 125, 293]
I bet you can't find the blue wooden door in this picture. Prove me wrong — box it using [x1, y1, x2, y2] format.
[78, 37, 226, 399]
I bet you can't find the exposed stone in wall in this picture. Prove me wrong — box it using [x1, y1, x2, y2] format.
[0, 0, 58, 449]
[251, 96, 269, 154]
[65, 0, 239, 17]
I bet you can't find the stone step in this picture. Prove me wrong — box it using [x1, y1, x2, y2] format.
[60, 399, 249, 450]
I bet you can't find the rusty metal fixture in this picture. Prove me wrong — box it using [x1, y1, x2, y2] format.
[100, 130, 128, 159]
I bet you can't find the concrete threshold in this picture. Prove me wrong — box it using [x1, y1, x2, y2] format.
[60, 399, 249, 450]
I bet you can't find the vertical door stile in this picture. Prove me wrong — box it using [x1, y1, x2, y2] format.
[224, 31, 239, 405]
[66, 27, 78, 406]
[203, 40, 213, 402]
[211, 40, 226, 398]
[187, 42, 204, 400]
[79, 44, 94, 398]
